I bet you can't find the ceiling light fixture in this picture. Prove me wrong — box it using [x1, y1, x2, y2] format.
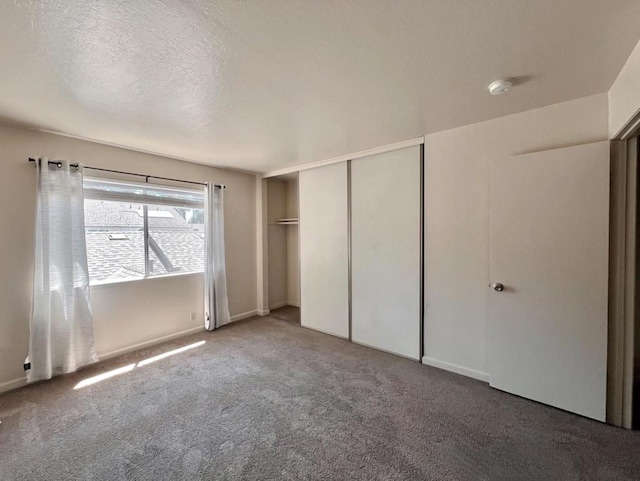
[488, 79, 513, 95]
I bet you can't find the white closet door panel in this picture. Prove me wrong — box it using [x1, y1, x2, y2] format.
[299, 163, 349, 338]
[351, 146, 421, 359]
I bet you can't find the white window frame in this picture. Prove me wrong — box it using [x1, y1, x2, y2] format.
[83, 177, 206, 286]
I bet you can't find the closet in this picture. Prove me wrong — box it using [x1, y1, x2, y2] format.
[292, 139, 611, 422]
[297, 144, 423, 356]
[266, 174, 300, 324]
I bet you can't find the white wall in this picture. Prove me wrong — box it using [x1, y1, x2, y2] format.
[0, 125, 257, 391]
[255, 177, 269, 315]
[423, 93, 609, 378]
[610, 38, 640, 138]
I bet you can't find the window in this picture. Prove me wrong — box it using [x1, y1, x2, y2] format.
[83, 178, 205, 285]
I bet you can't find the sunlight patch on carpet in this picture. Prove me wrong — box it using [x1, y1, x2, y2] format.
[73, 340, 206, 389]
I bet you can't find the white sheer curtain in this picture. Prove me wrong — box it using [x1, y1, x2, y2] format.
[27, 159, 98, 382]
[204, 183, 231, 330]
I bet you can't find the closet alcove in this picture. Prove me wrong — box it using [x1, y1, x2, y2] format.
[266, 173, 300, 324]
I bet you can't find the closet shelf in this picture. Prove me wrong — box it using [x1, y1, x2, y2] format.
[274, 218, 299, 225]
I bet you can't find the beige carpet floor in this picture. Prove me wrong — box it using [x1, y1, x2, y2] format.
[1, 316, 640, 480]
[269, 305, 300, 325]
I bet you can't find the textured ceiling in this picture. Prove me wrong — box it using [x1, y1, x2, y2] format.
[0, 1, 639, 173]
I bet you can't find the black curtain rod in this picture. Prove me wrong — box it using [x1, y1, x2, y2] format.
[27, 158, 225, 189]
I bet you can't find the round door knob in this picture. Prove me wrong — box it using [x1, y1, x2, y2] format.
[492, 283, 504, 292]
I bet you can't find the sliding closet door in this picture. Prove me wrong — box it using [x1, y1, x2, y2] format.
[351, 146, 421, 359]
[299, 163, 349, 338]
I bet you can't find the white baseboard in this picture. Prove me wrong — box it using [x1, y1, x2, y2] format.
[0, 377, 27, 394]
[269, 301, 288, 310]
[0, 310, 261, 396]
[257, 309, 270, 316]
[0, 327, 210, 395]
[101, 310, 258, 360]
[230, 309, 258, 322]
[100, 326, 206, 361]
[421, 356, 489, 383]
[269, 301, 300, 309]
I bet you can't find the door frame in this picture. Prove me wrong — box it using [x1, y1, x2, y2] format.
[609, 109, 640, 428]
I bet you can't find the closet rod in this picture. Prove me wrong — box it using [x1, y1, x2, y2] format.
[27, 158, 225, 189]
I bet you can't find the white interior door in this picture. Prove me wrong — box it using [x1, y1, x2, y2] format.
[299, 163, 349, 338]
[489, 141, 609, 421]
[351, 146, 421, 359]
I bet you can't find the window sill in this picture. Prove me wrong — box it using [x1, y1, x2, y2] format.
[89, 271, 203, 289]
